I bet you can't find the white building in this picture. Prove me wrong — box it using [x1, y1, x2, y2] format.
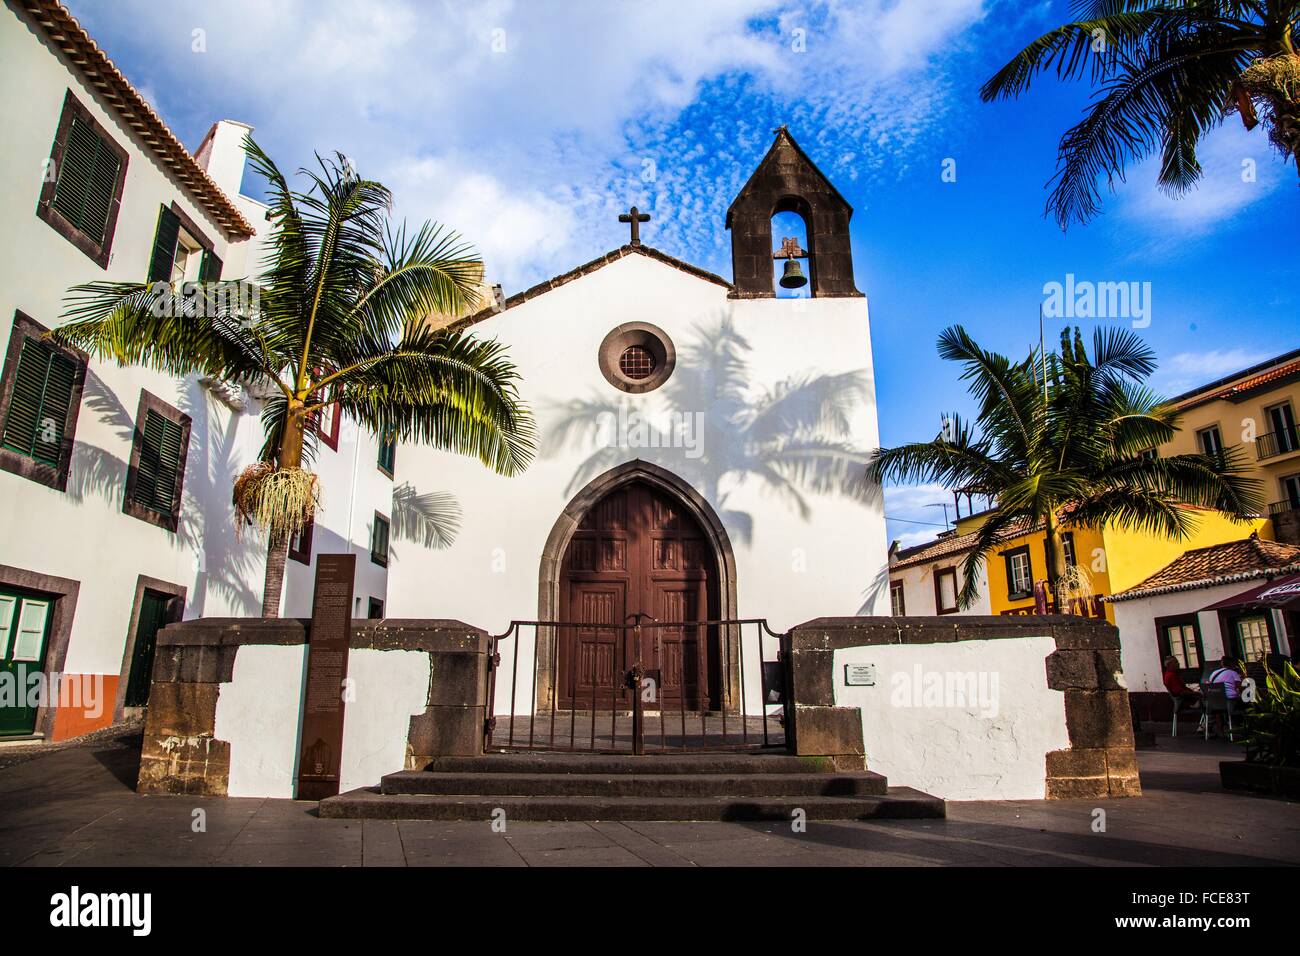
[1108, 534, 1299, 719]
[0, 0, 390, 741]
[887, 530, 993, 617]
[389, 128, 891, 715]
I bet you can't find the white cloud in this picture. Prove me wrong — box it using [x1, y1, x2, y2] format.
[67, 0, 991, 289]
[1154, 347, 1270, 396]
[1116, 122, 1286, 236]
[883, 482, 959, 549]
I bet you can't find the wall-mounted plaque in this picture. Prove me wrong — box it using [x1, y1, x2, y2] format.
[844, 663, 876, 687]
[296, 553, 355, 800]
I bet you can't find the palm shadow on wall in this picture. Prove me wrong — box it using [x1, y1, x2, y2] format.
[545, 315, 879, 545]
[67, 371, 262, 615]
[391, 482, 463, 556]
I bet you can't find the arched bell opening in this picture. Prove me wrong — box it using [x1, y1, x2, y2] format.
[771, 196, 813, 299]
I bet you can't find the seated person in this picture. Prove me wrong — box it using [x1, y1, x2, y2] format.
[1205, 656, 1244, 702]
[1161, 657, 1200, 708]
[1203, 655, 1246, 735]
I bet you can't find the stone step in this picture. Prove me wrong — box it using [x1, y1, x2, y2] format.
[421, 753, 840, 775]
[318, 788, 945, 822]
[381, 770, 889, 798]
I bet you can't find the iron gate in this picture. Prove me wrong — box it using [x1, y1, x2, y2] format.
[484, 618, 791, 754]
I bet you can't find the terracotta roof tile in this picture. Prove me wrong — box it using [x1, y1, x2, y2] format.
[1176, 358, 1300, 410]
[20, 0, 255, 239]
[1108, 535, 1300, 602]
[890, 516, 1039, 571]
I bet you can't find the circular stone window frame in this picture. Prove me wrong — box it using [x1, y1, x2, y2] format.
[598, 322, 676, 394]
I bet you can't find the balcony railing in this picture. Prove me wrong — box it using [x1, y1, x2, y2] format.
[1268, 498, 1300, 517]
[1256, 425, 1300, 460]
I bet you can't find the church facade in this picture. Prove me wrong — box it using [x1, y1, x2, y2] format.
[389, 129, 891, 649]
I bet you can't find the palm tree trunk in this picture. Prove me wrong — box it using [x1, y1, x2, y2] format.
[261, 538, 289, 618]
[1042, 516, 1059, 614]
[260, 402, 307, 619]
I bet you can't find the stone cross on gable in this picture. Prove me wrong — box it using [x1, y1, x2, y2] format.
[618, 206, 650, 245]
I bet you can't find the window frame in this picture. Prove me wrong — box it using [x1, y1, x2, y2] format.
[933, 567, 959, 615]
[288, 518, 314, 565]
[377, 433, 396, 479]
[1002, 545, 1034, 601]
[1222, 609, 1278, 664]
[889, 580, 906, 616]
[121, 390, 192, 532]
[367, 597, 384, 620]
[0, 311, 88, 491]
[37, 90, 130, 269]
[370, 511, 391, 567]
[1196, 424, 1224, 458]
[1061, 531, 1077, 569]
[1265, 401, 1298, 454]
[308, 371, 341, 452]
[1282, 473, 1300, 508]
[1154, 614, 1204, 678]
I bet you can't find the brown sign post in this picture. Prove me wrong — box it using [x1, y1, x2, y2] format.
[296, 554, 355, 800]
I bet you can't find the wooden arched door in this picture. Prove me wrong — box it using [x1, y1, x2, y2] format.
[558, 480, 717, 710]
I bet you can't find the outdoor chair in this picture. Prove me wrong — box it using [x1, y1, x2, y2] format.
[1201, 683, 1241, 741]
[1167, 691, 1200, 737]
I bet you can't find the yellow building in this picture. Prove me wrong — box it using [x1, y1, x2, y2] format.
[957, 509, 1270, 620]
[892, 348, 1298, 618]
[1162, 347, 1300, 542]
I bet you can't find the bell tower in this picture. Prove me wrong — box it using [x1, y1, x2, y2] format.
[725, 127, 861, 299]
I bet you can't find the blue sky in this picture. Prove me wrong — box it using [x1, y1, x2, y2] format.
[66, 0, 1299, 547]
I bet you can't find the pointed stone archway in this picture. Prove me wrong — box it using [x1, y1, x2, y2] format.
[536, 460, 739, 712]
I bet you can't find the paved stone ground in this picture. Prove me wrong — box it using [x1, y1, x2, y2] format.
[0, 726, 1296, 866]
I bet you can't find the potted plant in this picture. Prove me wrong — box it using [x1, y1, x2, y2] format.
[1220, 661, 1300, 798]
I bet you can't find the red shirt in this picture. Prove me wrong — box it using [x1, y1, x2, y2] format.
[1163, 668, 1191, 696]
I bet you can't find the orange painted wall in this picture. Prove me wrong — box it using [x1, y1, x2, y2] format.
[49, 673, 117, 741]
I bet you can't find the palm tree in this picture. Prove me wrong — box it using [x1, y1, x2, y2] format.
[869, 325, 1262, 609]
[981, 1, 1300, 227]
[52, 139, 535, 617]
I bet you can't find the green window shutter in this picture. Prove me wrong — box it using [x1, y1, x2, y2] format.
[199, 250, 223, 281]
[0, 594, 15, 659]
[371, 516, 389, 562]
[133, 409, 184, 515]
[12, 599, 51, 662]
[147, 205, 182, 283]
[377, 435, 396, 474]
[51, 116, 120, 244]
[1, 337, 78, 468]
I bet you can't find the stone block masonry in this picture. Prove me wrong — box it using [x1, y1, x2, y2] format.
[785, 616, 1141, 801]
[137, 619, 489, 797]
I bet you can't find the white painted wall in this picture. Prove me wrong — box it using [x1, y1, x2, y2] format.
[0, 6, 390, 727]
[834, 637, 1070, 800]
[388, 254, 890, 713]
[213, 643, 430, 798]
[890, 559, 991, 616]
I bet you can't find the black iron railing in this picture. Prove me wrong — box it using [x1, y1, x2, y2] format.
[484, 618, 790, 754]
[1268, 498, 1300, 517]
[1256, 426, 1300, 460]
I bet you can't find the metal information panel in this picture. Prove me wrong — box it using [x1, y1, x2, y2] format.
[296, 553, 355, 801]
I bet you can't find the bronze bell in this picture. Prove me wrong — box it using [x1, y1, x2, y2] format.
[779, 258, 808, 289]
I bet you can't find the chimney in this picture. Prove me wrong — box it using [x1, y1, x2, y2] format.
[195, 119, 255, 201]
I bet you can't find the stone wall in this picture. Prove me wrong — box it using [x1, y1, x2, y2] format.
[137, 618, 488, 797]
[786, 616, 1141, 800]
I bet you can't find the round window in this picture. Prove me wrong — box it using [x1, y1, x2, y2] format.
[618, 345, 656, 380]
[598, 323, 675, 394]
